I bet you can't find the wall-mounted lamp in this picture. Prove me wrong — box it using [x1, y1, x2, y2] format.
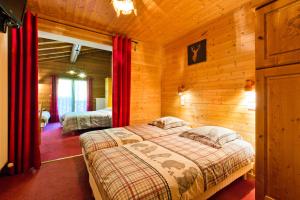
[244, 80, 256, 110]
[178, 85, 186, 106]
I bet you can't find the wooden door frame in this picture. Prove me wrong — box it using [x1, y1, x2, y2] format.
[37, 17, 112, 47]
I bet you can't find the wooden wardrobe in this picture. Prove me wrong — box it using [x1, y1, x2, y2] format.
[255, 0, 300, 199]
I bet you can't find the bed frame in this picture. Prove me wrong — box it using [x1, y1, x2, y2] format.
[83, 149, 253, 200]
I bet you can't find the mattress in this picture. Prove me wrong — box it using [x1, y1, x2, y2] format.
[61, 109, 112, 134]
[87, 135, 254, 200]
[80, 124, 191, 158]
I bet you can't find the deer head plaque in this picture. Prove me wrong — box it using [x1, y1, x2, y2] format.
[187, 39, 206, 65]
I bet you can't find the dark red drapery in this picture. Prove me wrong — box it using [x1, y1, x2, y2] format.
[49, 75, 59, 122]
[87, 78, 93, 111]
[8, 10, 41, 174]
[112, 35, 131, 127]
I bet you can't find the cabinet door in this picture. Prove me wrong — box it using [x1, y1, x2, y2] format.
[0, 32, 8, 170]
[256, 64, 300, 200]
[256, 0, 300, 68]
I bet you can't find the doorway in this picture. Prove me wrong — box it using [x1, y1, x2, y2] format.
[38, 32, 112, 162]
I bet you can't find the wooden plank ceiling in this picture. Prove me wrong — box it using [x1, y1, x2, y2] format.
[38, 38, 101, 63]
[29, 0, 251, 45]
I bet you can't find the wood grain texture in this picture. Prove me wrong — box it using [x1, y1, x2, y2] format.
[28, 0, 251, 45]
[256, 64, 300, 200]
[37, 18, 112, 46]
[256, 0, 300, 69]
[38, 38, 99, 62]
[105, 78, 112, 108]
[38, 51, 112, 111]
[161, 2, 256, 146]
[0, 32, 8, 170]
[130, 42, 162, 124]
[255, 1, 300, 199]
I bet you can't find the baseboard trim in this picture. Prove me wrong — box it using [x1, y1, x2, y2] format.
[42, 154, 83, 164]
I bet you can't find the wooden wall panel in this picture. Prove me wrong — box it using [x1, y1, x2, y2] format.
[130, 42, 162, 125]
[0, 32, 8, 170]
[29, 0, 251, 45]
[38, 51, 112, 111]
[38, 18, 112, 46]
[161, 2, 256, 146]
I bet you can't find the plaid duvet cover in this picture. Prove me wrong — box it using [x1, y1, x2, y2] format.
[62, 109, 112, 134]
[89, 135, 254, 200]
[80, 125, 191, 156]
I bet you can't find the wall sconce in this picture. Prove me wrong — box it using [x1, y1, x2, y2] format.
[178, 85, 186, 106]
[244, 80, 256, 110]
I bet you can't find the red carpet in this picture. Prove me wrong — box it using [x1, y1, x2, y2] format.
[0, 156, 255, 200]
[209, 177, 255, 200]
[40, 123, 82, 162]
[0, 156, 94, 200]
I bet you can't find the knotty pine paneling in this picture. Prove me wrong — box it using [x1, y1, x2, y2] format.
[161, 2, 256, 146]
[29, 0, 251, 45]
[38, 51, 112, 111]
[130, 42, 162, 125]
[0, 32, 8, 170]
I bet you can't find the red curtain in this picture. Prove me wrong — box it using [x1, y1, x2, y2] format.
[112, 35, 131, 127]
[87, 78, 93, 111]
[8, 10, 41, 174]
[49, 75, 59, 122]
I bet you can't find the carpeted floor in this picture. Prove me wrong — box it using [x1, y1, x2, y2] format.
[209, 177, 255, 200]
[0, 156, 94, 200]
[0, 156, 255, 200]
[40, 123, 82, 162]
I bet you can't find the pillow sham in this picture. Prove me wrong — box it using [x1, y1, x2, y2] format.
[149, 116, 188, 129]
[179, 126, 240, 148]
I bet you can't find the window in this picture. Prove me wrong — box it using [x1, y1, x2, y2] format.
[57, 78, 88, 116]
[74, 80, 87, 112]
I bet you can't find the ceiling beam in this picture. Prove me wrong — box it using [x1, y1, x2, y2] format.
[38, 54, 70, 62]
[38, 41, 64, 45]
[38, 45, 71, 51]
[80, 49, 103, 55]
[38, 31, 112, 52]
[38, 50, 71, 57]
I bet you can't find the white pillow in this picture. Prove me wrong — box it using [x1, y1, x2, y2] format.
[149, 116, 188, 129]
[180, 126, 239, 148]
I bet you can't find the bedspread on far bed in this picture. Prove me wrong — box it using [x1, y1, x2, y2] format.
[89, 135, 254, 200]
[80, 125, 191, 157]
[61, 109, 112, 134]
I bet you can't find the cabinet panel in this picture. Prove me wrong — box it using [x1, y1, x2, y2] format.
[256, 0, 300, 68]
[0, 32, 8, 171]
[256, 64, 300, 200]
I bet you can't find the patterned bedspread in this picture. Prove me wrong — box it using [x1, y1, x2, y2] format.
[89, 135, 254, 200]
[80, 125, 191, 157]
[61, 109, 112, 134]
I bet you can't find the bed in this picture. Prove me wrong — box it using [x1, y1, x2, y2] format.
[61, 108, 112, 134]
[84, 127, 254, 200]
[80, 124, 191, 158]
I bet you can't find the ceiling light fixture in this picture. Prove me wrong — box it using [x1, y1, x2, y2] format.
[67, 70, 77, 75]
[112, 0, 137, 17]
[78, 72, 87, 78]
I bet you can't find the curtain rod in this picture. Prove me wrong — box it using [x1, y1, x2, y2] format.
[37, 16, 139, 44]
